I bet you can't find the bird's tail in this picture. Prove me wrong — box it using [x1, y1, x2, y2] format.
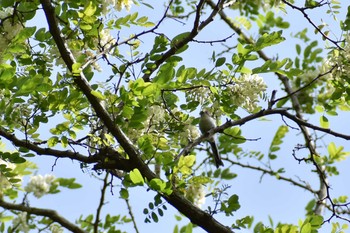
[209, 141, 224, 168]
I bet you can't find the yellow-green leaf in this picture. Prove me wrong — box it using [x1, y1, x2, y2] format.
[84, 1, 97, 16]
[130, 168, 144, 185]
[320, 115, 329, 128]
[91, 90, 106, 100]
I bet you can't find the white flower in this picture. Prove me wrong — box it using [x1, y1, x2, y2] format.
[101, 0, 133, 14]
[12, 212, 30, 233]
[0, 7, 13, 18]
[50, 224, 64, 233]
[188, 87, 211, 105]
[2, 20, 23, 40]
[179, 124, 200, 145]
[140, 105, 166, 135]
[328, 34, 350, 80]
[228, 74, 267, 112]
[185, 184, 206, 208]
[115, 0, 133, 11]
[99, 29, 116, 50]
[85, 50, 102, 72]
[148, 105, 165, 124]
[25, 174, 57, 198]
[0, 20, 23, 59]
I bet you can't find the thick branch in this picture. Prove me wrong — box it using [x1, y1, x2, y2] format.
[0, 200, 87, 233]
[40, 0, 144, 172]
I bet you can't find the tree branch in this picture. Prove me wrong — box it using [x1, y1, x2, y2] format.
[228, 160, 317, 194]
[178, 108, 350, 158]
[281, 0, 342, 50]
[93, 173, 109, 233]
[125, 198, 139, 233]
[0, 200, 87, 233]
[0, 127, 95, 163]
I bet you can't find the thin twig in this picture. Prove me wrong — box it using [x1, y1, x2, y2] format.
[125, 198, 140, 233]
[93, 173, 109, 233]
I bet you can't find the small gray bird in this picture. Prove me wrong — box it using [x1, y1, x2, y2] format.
[199, 110, 224, 168]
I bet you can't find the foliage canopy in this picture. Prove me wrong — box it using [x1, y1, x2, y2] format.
[0, 0, 350, 232]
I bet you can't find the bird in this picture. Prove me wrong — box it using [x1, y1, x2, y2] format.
[199, 110, 224, 168]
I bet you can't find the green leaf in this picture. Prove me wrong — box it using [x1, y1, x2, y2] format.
[222, 194, 240, 215]
[151, 212, 159, 222]
[221, 168, 237, 180]
[57, 178, 82, 189]
[48, 136, 59, 147]
[301, 223, 311, 233]
[171, 32, 190, 46]
[253, 31, 285, 51]
[308, 215, 323, 227]
[153, 63, 175, 85]
[129, 168, 145, 185]
[185, 223, 193, 233]
[158, 208, 164, 217]
[91, 90, 106, 100]
[61, 136, 68, 148]
[1, 0, 14, 7]
[149, 178, 166, 192]
[83, 1, 96, 16]
[188, 176, 213, 185]
[142, 83, 159, 97]
[149, 202, 154, 209]
[14, 26, 36, 42]
[119, 188, 129, 199]
[35, 28, 48, 42]
[320, 115, 329, 128]
[72, 63, 82, 75]
[331, 88, 343, 100]
[80, 23, 92, 31]
[215, 57, 226, 67]
[16, 75, 43, 96]
[268, 125, 289, 159]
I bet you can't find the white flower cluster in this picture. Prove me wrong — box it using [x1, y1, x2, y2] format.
[228, 74, 267, 112]
[328, 34, 350, 80]
[127, 105, 166, 142]
[85, 50, 102, 71]
[0, 7, 13, 18]
[99, 29, 117, 49]
[0, 8, 23, 60]
[12, 212, 30, 233]
[188, 86, 211, 105]
[102, 0, 133, 14]
[147, 105, 165, 125]
[185, 183, 206, 208]
[24, 174, 57, 198]
[50, 224, 64, 233]
[179, 124, 200, 144]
